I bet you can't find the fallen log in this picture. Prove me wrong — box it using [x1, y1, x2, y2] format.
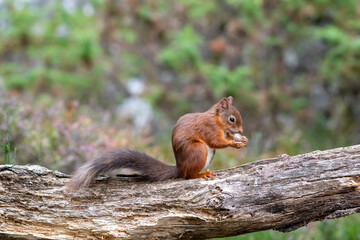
[0, 145, 359, 239]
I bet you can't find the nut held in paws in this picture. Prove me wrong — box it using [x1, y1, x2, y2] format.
[233, 133, 242, 142]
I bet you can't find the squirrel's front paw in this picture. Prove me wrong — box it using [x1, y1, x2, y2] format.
[231, 141, 247, 149]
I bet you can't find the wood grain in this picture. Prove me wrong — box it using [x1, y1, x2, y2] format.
[0, 145, 360, 239]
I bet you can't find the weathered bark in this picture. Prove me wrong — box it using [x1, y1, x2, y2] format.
[0, 145, 360, 240]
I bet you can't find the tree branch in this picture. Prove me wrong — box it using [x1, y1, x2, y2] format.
[1, 145, 360, 239]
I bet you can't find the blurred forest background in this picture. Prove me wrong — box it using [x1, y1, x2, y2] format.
[0, 0, 359, 239]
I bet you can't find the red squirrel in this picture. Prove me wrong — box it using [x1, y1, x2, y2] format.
[66, 96, 248, 192]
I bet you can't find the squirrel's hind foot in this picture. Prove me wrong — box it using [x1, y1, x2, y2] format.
[195, 169, 215, 180]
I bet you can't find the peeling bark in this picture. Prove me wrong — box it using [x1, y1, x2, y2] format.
[0, 145, 360, 240]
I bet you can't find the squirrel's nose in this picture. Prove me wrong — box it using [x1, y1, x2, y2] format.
[239, 127, 243, 134]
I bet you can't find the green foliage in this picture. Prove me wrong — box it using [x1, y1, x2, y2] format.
[290, 97, 309, 111]
[120, 53, 145, 78]
[159, 25, 203, 70]
[178, 0, 217, 19]
[313, 24, 360, 83]
[201, 64, 253, 97]
[137, 6, 152, 20]
[121, 28, 137, 44]
[0, 1, 104, 99]
[225, 0, 265, 33]
[3, 133, 15, 164]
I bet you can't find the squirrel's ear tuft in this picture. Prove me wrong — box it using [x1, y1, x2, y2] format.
[218, 97, 230, 110]
[227, 96, 234, 105]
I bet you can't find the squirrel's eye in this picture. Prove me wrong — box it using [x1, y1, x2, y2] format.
[229, 116, 235, 123]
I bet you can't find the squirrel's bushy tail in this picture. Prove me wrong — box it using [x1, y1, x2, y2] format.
[66, 149, 177, 192]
